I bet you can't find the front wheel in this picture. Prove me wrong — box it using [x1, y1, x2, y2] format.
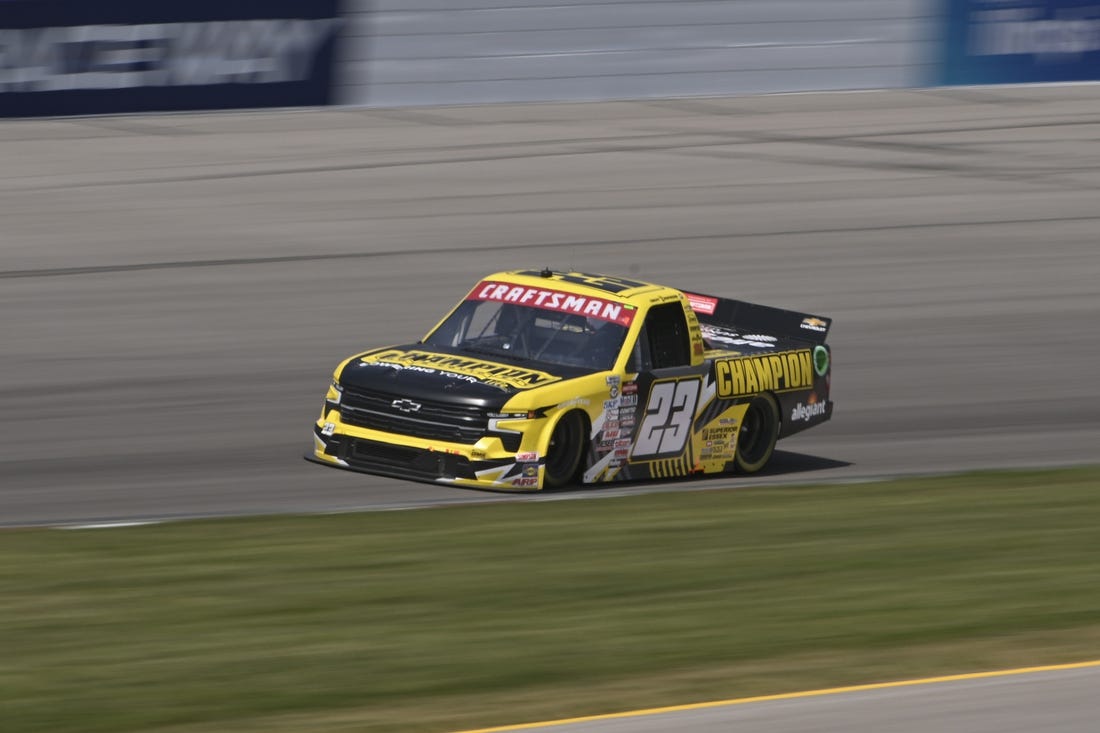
[543, 411, 586, 489]
[735, 393, 780, 474]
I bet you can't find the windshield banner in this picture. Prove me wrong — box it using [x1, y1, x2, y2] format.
[470, 280, 637, 327]
[0, 0, 341, 117]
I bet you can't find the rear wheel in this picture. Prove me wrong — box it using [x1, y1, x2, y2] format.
[543, 411, 586, 488]
[735, 393, 780, 474]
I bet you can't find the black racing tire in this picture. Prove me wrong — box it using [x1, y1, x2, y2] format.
[543, 411, 586, 489]
[734, 393, 780, 474]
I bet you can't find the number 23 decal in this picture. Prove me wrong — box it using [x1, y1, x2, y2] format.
[632, 378, 701, 460]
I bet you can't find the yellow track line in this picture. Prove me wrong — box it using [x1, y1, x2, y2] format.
[453, 659, 1100, 733]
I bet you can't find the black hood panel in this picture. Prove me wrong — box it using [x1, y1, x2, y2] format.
[338, 344, 591, 409]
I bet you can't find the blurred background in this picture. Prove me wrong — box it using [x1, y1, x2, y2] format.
[6, 0, 1099, 114]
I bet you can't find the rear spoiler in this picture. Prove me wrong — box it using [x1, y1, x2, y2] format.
[682, 291, 832, 345]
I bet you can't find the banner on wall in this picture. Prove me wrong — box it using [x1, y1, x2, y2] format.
[941, 0, 1100, 85]
[0, 0, 341, 117]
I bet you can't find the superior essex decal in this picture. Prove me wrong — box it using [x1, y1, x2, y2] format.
[715, 350, 814, 398]
[362, 349, 561, 390]
[470, 281, 636, 327]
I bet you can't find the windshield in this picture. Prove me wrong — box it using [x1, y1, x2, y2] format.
[424, 281, 634, 371]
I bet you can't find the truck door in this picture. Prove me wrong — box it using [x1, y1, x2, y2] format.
[620, 302, 709, 477]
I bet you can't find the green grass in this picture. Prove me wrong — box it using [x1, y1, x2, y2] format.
[3, 467, 1100, 733]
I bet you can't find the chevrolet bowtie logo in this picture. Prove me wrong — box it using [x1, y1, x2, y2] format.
[391, 399, 422, 413]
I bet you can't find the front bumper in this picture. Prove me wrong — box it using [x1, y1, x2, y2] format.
[307, 421, 545, 491]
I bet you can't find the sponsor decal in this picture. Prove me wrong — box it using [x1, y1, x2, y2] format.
[516, 451, 539, 462]
[511, 477, 538, 487]
[715, 350, 814, 398]
[800, 317, 828, 333]
[471, 448, 487, 459]
[614, 447, 630, 459]
[614, 438, 632, 448]
[620, 417, 636, 429]
[470, 280, 635, 327]
[603, 429, 621, 440]
[700, 324, 778, 350]
[603, 398, 620, 410]
[606, 375, 621, 387]
[620, 394, 638, 407]
[622, 382, 638, 395]
[0, 1, 341, 117]
[940, 0, 1100, 86]
[362, 349, 559, 390]
[791, 396, 828, 422]
[684, 292, 718, 315]
[603, 420, 620, 431]
[0, 19, 337, 92]
[321, 422, 336, 436]
[702, 426, 737, 443]
[523, 465, 538, 477]
[557, 397, 590, 409]
[814, 345, 830, 377]
[609, 385, 620, 399]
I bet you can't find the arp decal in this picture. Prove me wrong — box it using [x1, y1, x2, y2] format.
[715, 350, 814, 399]
[632, 378, 702, 460]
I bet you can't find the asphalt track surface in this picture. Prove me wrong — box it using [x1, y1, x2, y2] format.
[3, 85, 1100, 529]
[470, 663, 1100, 733]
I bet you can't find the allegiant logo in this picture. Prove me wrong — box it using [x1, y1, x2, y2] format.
[471, 281, 635, 326]
[715, 350, 814, 398]
[791, 400, 828, 422]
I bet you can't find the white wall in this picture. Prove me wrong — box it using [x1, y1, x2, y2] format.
[337, 0, 940, 107]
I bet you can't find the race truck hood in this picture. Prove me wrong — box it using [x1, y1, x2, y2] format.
[338, 344, 593, 408]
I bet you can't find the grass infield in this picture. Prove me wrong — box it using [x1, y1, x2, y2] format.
[3, 467, 1099, 733]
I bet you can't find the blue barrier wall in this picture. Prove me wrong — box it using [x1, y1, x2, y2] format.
[0, 0, 341, 117]
[940, 0, 1100, 85]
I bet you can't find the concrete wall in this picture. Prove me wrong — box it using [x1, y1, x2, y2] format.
[337, 0, 940, 107]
